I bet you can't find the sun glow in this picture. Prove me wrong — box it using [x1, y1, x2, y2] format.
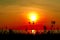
[28, 11, 39, 22]
[30, 13, 36, 21]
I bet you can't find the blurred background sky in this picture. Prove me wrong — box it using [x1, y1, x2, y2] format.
[0, 0, 60, 29]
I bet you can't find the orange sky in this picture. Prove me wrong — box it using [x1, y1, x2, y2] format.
[0, 6, 60, 29]
[0, 0, 60, 30]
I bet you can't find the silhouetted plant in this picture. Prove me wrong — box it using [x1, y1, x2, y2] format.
[25, 26, 27, 32]
[51, 20, 56, 33]
[43, 25, 47, 33]
[47, 31, 50, 34]
[51, 20, 55, 27]
[51, 20, 55, 25]
[51, 20, 56, 28]
[28, 22, 31, 24]
[9, 29, 14, 34]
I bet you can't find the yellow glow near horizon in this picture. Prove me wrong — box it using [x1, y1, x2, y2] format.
[32, 30, 36, 34]
[28, 11, 38, 22]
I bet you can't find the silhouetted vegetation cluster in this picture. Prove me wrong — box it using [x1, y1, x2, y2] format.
[0, 31, 60, 40]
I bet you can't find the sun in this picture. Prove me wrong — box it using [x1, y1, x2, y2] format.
[30, 13, 36, 21]
[28, 11, 38, 22]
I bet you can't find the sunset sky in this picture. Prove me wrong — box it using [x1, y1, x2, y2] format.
[0, 0, 60, 29]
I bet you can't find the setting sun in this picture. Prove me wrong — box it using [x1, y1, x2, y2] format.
[27, 11, 39, 22]
[30, 13, 36, 21]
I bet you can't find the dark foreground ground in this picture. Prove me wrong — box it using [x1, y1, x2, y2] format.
[0, 33, 60, 40]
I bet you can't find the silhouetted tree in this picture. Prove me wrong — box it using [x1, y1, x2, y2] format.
[51, 20, 56, 28]
[47, 31, 50, 34]
[36, 31, 40, 34]
[28, 22, 31, 24]
[51, 20, 55, 25]
[51, 20, 56, 33]
[9, 29, 13, 34]
[43, 25, 47, 33]
[25, 26, 28, 32]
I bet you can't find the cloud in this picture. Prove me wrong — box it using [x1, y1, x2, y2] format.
[0, 0, 17, 5]
[0, 0, 60, 17]
[0, 0, 60, 11]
